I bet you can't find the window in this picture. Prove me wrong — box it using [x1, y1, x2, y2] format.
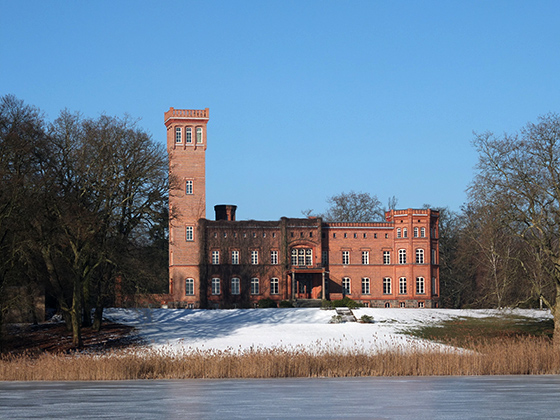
[421, 227, 426, 238]
[418, 301, 425, 308]
[322, 251, 328, 266]
[399, 277, 407, 294]
[432, 277, 437, 295]
[342, 251, 350, 265]
[186, 226, 194, 241]
[231, 250, 239, 265]
[361, 278, 370, 294]
[211, 250, 220, 265]
[251, 278, 259, 295]
[432, 249, 437, 264]
[398, 249, 407, 264]
[270, 278, 279, 294]
[384, 302, 391, 308]
[231, 278, 240, 295]
[361, 251, 369, 265]
[196, 127, 203, 143]
[186, 127, 192, 143]
[211, 278, 220, 295]
[414, 227, 418, 238]
[400, 302, 406, 308]
[397, 228, 401, 238]
[385, 233, 388, 239]
[251, 250, 258, 265]
[383, 251, 390, 265]
[291, 248, 312, 266]
[185, 278, 194, 295]
[270, 250, 278, 265]
[383, 277, 392, 294]
[185, 179, 193, 194]
[175, 127, 182, 143]
[416, 249, 424, 264]
[342, 277, 351, 295]
[403, 228, 408, 238]
[416, 277, 425, 294]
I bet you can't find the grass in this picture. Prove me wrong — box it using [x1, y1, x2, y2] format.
[1, 314, 559, 380]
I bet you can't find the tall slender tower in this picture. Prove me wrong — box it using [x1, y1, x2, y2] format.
[165, 107, 209, 307]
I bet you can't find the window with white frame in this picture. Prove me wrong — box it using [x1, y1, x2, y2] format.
[403, 228, 408, 238]
[416, 277, 425, 294]
[416, 249, 424, 264]
[291, 248, 312, 266]
[399, 249, 407, 264]
[231, 250, 239, 265]
[400, 301, 406, 308]
[361, 278, 370, 294]
[383, 251, 390, 265]
[383, 277, 392, 294]
[421, 227, 426, 237]
[185, 180, 193, 195]
[270, 250, 278, 265]
[342, 251, 350, 265]
[186, 226, 194, 241]
[397, 228, 401, 238]
[414, 227, 418, 238]
[251, 250, 258, 265]
[251, 278, 259, 295]
[211, 250, 220, 265]
[362, 251, 369, 265]
[196, 127, 203, 143]
[185, 278, 194, 295]
[342, 277, 351, 295]
[399, 277, 407, 294]
[231, 278, 240, 295]
[418, 301, 425, 308]
[211, 278, 220, 295]
[270, 278, 279, 294]
[186, 127, 192, 143]
[175, 127, 182, 143]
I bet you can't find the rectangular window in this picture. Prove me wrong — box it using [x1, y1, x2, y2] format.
[185, 278, 194, 295]
[399, 249, 407, 264]
[251, 250, 258, 265]
[291, 248, 312, 266]
[383, 277, 392, 294]
[270, 278, 279, 294]
[196, 127, 203, 143]
[211, 278, 220, 295]
[414, 227, 419, 238]
[416, 277, 425, 294]
[322, 251, 328, 266]
[399, 277, 407, 294]
[403, 228, 408, 238]
[231, 278, 240, 295]
[342, 251, 349, 265]
[383, 251, 390, 265]
[361, 251, 369, 265]
[186, 127, 192, 143]
[397, 228, 401, 238]
[270, 250, 278, 265]
[185, 180, 193, 195]
[432, 249, 437, 264]
[361, 278, 370, 294]
[212, 250, 219, 265]
[251, 278, 259, 295]
[186, 226, 194, 241]
[421, 227, 426, 237]
[416, 249, 424, 264]
[418, 301, 425, 308]
[175, 127, 182, 143]
[231, 250, 239, 265]
[342, 277, 351, 295]
[432, 277, 437, 295]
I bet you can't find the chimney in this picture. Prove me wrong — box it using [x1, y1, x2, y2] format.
[214, 204, 237, 221]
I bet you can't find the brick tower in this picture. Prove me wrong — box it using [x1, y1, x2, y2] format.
[165, 107, 209, 307]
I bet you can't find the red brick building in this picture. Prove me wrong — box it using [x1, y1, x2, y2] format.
[165, 108, 439, 309]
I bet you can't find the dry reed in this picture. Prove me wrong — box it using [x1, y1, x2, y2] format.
[1, 336, 559, 381]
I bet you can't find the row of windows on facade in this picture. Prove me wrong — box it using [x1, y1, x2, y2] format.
[175, 126, 204, 144]
[184, 276, 433, 296]
[207, 248, 436, 266]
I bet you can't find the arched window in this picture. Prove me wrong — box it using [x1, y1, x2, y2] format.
[361, 278, 370, 294]
[399, 277, 407, 294]
[413, 227, 419, 238]
[416, 277, 425, 294]
[185, 278, 194, 295]
[398, 249, 407, 264]
[416, 249, 424, 264]
[383, 277, 392, 294]
[420, 227, 426, 237]
[397, 228, 401, 238]
[403, 228, 408, 238]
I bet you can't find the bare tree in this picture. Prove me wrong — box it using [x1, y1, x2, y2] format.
[310, 191, 384, 222]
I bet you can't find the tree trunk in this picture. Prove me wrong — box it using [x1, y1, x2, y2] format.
[93, 305, 103, 332]
[71, 278, 83, 348]
[553, 282, 560, 349]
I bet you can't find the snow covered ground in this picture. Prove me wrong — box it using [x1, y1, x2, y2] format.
[104, 307, 552, 354]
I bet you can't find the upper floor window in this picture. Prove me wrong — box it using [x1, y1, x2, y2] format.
[383, 251, 390, 265]
[211, 278, 220, 295]
[231, 278, 240, 295]
[397, 228, 401, 238]
[361, 251, 369, 265]
[251, 250, 259, 265]
[251, 278, 259, 295]
[211, 250, 219, 265]
[399, 277, 407, 294]
[270, 250, 278, 265]
[185, 180, 193, 195]
[186, 226, 194, 241]
[398, 249, 407, 264]
[175, 127, 182, 143]
[383, 277, 392, 294]
[403, 228, 408, 238]
[322, 251, 328, 266]
[185, 278, 194, 295]
[416, 277, 425, 294]
[231, 250, 239, 265]
[186, 127, 192, 143]
[342, 251, 350, 265]
[361, 278, 370, 294]
[342, 277, 351, 295]
[432, 249, 437, 264]
[196, 127, 203, 143]
[421, 227, 426, 238]
[292, 248, 312, 266]
[413, 227, 419, 238]
[416, 249, 424, 264]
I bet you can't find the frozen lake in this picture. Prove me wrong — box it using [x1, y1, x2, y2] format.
[2, 375, 560, 419]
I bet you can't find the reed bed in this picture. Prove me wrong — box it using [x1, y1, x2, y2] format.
[1, 336, 559, 381]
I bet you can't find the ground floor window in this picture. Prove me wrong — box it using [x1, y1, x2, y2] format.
[212, 278, 220, 295]
[185, 278, 194, 295]
[342, 277, 351, 295]
[400, 301, 406, 308]
[399, 277, 407, 294]
[361, 278, 370, 294]
[383, 277, 392, 294]
[270, 278, 279, 294]
[416, 277, 425, 294]
[384, 302, 390, 308]
[251, 278, 259, 295]
[418, 301, 425, 308]
[231, 277, 240, 295]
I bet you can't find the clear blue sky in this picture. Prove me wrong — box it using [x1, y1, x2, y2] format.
[2, 1, 559, 220]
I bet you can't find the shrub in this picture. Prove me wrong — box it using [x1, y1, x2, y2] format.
[329, 314, 343, 324]
[332, 297, 362, 309]
[321, 300, 334, 310]
[257, 298, 277, 308]
[360, 314, 374, 323]
[279, 300, 294, 308]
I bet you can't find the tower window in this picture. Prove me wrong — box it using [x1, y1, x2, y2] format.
[185, 180, 193, 195]
[175, 127, 182, 143]
[186, 127, 192, 143]
[196, 127, 203, 143]
[186, 226, 194, 241]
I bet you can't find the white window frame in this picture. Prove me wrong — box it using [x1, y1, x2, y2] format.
[196, 127, 203, 143]
[211, 250, 219, 265]
[186, 226, 194, 241]
[231, 277, 240, 295]
[413, 227, 418, 238]
[361, 278, 370, 294]
[361, 251, 369, 265]
[175, 127, 182, 143]
[270, 250, 278, 265]
[383, 277, 392, 294]
[185, 180, 193, 195]
[211, 278, 221, 295]
[397, 228, 401, 238]
[416, 249, 424, 264]
[403, 228, 408, 238]
[270, 278, 279, 295]
[186, 127, 192, 143]
[383, 251, 390, 265]
[342, 251, 350, 265]
[251, 278, 259, 295]
[421, 227, 426, 238]
[342, 277, 351, 295]
[416, 277, 425, 294]
[231, 250, 239, 265]
[399, 249, 407, 264]
[399, 277, 407, 294]
[251, 250, 258, 265]
[185, 278, 194, 295]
